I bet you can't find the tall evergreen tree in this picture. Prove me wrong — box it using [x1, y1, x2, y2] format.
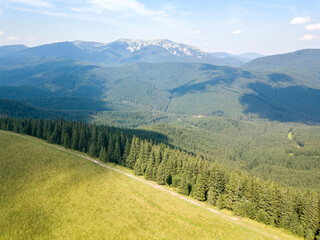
[126, 136, 139, 169]
[88, 142, 96, 157]
[192, 174, 207, 201]
[78, 125, 87, 152]
[96, 130, 105, 154]
[112, 137, 122, 164]
[106, 135, 114, 162]
[121, 138, 131, 166]
[99, 146, 107, 162]
[63, 132, 71, 149]
[134, 158, 143, 175]
[156, 161, 166, 185]
[145, 151, 156, 180]
[178, 172, 190, 195]
[71, 127, 79, 150]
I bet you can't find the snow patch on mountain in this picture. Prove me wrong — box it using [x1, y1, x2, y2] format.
[116, 38, 208, 57]
[73, 39, 209, 58]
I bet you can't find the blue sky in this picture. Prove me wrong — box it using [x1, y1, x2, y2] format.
[0, 0, 320, 54]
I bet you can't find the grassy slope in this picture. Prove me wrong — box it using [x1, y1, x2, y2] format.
[0, 131, 300, 240]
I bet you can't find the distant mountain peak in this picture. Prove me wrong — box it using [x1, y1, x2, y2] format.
[112, 38, 208, 57]
[71, 38, 210, 58]
[0, 44, 29, 57]
[72, 40, 109, 52]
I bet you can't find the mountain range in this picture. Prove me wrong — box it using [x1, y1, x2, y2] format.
[211, 52, 265, 66]
[1, 39, 228, 66]
[0, 39, 320, 124]
[0, 39, 265, 67]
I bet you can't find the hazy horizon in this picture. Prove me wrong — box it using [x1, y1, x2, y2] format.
[0, 0, 320, 55]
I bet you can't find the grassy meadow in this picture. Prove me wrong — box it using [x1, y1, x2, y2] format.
[0, 130, 301, 240]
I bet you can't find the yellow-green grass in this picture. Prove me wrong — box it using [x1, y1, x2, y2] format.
[287, 131, 293, 140]
[0, 131, 301, 240]
[287, 131, 301, 149]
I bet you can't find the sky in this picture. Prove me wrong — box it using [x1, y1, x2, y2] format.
[0, 0, 320, 55]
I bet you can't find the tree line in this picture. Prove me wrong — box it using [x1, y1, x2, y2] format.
[0, 116, 319, 240]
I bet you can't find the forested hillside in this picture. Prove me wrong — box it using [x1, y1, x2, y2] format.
[1, 57, 320, 123]
[0, 99, 94, 121]
[0, 117, 319, 240]
[243, 49, 320, 89]
[146, 117, 320, 189]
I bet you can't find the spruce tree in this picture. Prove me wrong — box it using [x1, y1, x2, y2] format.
[156, 161, 166, 185]
[145, 151, 155, 180]
[126, 136, 139, 169]
[96, 131, 105, 154]
[192, 174, 207, 201]
[134, 158, 143, 175]
[71, 128, 79, 150]
[207, 187, 215, 205]
[179, 173, 190, 195]
[216, 194, 227, 210]
[99, 146, 107, 162]
[300, 191, 319, 236]
[88, 142, 96, 157]
[106, 135, 114, 162]
[63, 132, 71, 149]
[36, 119, 43, 139]
[122, 138, 131, 166]
[224, 174, 241, 210]
[78, 126, 87, 152]
[90, 125, 97, 146]
[112, 137, 121, 164]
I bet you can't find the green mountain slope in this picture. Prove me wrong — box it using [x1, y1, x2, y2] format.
[0, 99, 99, 121]
[1, 57, 320, 123]
[243, 49, 320, 71]
[0, 44, 28, 57]
[0, 131, 300, 240]
[242, 49, 320, 88]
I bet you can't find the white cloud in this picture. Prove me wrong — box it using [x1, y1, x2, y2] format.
[88, 0, 157, 17]
[9, 5, 124, 27]
[232, 29, 242, 34]
[299, 34, 320, 41]
[26, 37, 35, 41]
[195, 30, 200, 35]
[180, 11, 191, 16]
[8, 36, 19, 41]
[0, 30, 4, 36]
[162, 2, 176, 13]
[9, 0, 53, 8]
[67, 0, 181, 27]
[290, 16, 310, 24]
[305, 23, 320, 31]
[7, 0, 182, 30]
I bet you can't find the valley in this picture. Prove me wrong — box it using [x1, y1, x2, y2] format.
[1, 39, 320, 240]
[3, 0, 320, 238]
